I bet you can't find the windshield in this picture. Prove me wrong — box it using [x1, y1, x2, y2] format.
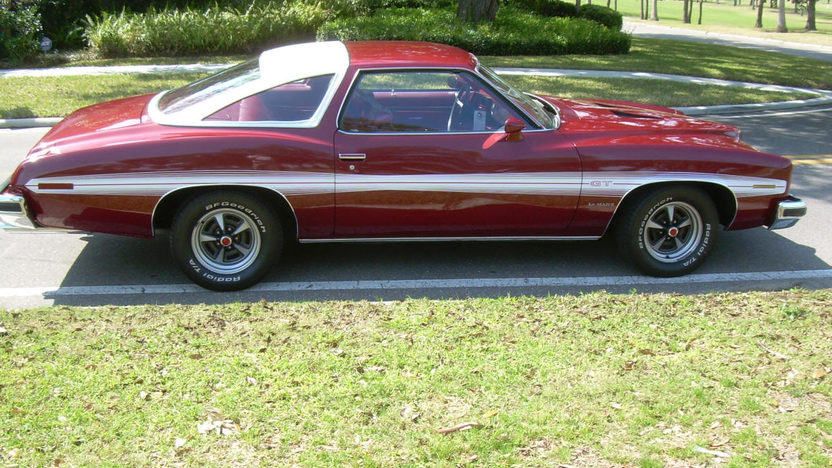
[477, 65, 557, 129]
[158, 59, 261, 115]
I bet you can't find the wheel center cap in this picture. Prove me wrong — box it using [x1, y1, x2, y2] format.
[220, 236, 233, 247]
[667, 227, 680, 238]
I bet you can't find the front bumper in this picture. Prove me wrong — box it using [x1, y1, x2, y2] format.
[769, 195, 807, 230]
[0, 178, 37, 230]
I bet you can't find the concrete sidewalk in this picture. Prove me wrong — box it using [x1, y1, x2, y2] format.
[624, 20, 832, 62]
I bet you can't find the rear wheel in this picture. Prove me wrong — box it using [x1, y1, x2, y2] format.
[616, 187, 718, 277]
[170, 191, 282, 291]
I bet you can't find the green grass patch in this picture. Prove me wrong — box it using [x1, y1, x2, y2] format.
[503, 75, 815, 107]
[483, 37, 832, 90]
[0, 70, 815, 119]
[619, 0, 832, 42]
[0, 73, 209, 119]
[1, 290, 830, 466]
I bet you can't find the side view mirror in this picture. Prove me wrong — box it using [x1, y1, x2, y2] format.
[504, 117, 525, 142]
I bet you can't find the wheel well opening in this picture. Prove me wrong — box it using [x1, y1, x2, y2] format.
[608, 181, 736, 233]
[152, 186, 298, 242]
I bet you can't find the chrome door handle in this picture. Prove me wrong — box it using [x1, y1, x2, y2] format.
[339, 153, 366, 161]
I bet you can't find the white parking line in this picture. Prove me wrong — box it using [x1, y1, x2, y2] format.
[1, 269, 831, 299]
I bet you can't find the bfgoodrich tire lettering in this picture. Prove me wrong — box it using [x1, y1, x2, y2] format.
[171, 191, 282, 291]
[616, 187, 719, 277]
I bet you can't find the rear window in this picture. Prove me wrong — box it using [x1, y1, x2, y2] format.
[158, 60, 260, 115]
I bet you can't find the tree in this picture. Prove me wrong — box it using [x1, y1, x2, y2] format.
[682, 0, 691, 23]
[650, 0, 658, 20]
[457, 0, 498, 22]
[805, 0, 817, 30]
[754, 0, 765, 28]
[776, 0, 787, 32]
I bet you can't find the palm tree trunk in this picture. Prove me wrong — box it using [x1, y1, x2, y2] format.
[776, 0, 788, 32]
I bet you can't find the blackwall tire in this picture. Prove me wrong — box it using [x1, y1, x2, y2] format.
[616, 187, 719, 277]
[170, 191, 282, 291]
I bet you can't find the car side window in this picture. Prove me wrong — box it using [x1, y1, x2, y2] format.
[205, 74, 334, 122]
[339, 70, 522, 133]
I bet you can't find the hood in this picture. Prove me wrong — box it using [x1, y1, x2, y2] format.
[30, 94, 155, 152]
[548, 97, 742, 141]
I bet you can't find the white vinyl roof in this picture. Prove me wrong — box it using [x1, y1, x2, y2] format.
[148, 41, 350, 128]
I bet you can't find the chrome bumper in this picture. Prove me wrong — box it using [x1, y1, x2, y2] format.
[0, 178, 37, 230]
[769, 195, 807, 230]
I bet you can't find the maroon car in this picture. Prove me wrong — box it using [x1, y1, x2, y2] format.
[0, 41, 806, 290]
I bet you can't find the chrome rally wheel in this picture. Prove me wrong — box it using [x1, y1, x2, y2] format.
[642, 201, 703, 263]
[191, 208, 262, 275]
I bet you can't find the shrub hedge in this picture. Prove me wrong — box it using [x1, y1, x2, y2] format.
[508, 0, 622, 30]
[317, 7, 631, 56]
[578, 4, 623, 31]
[0, 0, 41, 62]
[84, 3, 326, 57]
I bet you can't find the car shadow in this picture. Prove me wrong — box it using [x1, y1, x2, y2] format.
[48, 226, 831, 307]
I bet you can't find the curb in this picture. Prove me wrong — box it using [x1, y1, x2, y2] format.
[2, 67, 830, 128]
[0, 117, 62, 128]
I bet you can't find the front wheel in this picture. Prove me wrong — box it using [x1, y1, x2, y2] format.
[615, 187, 719, 277]
[170, 191, 282, 291]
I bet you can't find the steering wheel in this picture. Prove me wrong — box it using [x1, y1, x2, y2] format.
[447, 83, 470, 131]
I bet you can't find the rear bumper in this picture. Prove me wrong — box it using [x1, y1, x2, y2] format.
[769, 195, 807, 230]
[0, 178, 37, 230]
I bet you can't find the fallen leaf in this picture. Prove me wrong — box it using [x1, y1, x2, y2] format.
[812, 370, 827, 380]
[758, 342, 790, 360]
[638, 349, 655, 356]
[139, 391, 150, 401]
[197, 419, 240, 435]
[610, 402, 623, 410]
[438, 422, 482, 434]
[174, 437, 188, 449]
[246, 376, 257, 386]
[483, 410, 499, 419]
[684, 335, 699, 351]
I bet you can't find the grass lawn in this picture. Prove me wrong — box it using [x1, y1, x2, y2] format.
[0, 73, 209, 119]
[0, 70, 814, 119]
[618, 0, 832, 44]
[0, 291, 830, 466]
[503, 75, 815, 107]
[3, 37, 828, 119]
[483, 37, 832, 90]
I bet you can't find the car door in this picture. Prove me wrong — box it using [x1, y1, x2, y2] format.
[333, 69, 582, 238]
